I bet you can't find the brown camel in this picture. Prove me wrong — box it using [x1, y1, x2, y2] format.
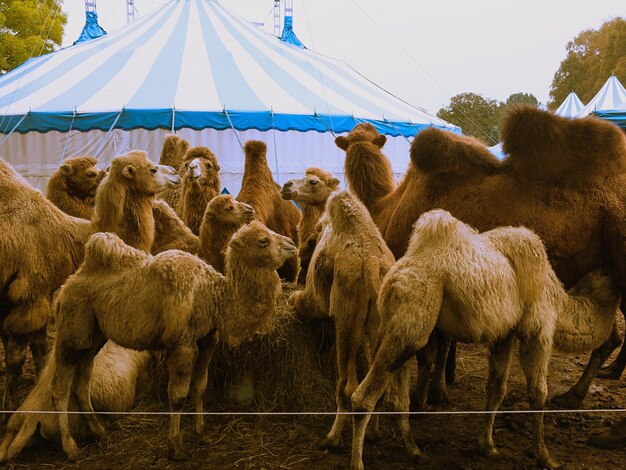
[198, 194, 255, 273]
[49, 222, 296, 461]
[151, 200, 200, 255]
[46, 156, 106, 220]
[350, 210, 620, 470]
[237, 140, 300, 282]
[290, 190, 395, 450]
[158, 135, 190, 210]
[338, 108, 626, 408]
[281, 168, 340, 284]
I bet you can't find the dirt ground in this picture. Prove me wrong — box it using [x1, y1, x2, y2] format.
[2, 298, 626, 469]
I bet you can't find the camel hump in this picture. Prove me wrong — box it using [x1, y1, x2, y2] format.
[501, 106, 626, 182]
[410, 128, 501, 175]
[159, 135, 182, 169]
[243, 140, 267, 158]
[84, 232, 147, 270]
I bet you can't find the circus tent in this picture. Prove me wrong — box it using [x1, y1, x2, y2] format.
[0, 0, 459, 192]
[577, 75, 626, 117]
[554, 91, 584, 118]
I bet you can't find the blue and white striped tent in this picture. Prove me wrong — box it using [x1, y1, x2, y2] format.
[554, 91, 584, 118]
[0, 0, 459, 192]
[577, 75, 626, 117]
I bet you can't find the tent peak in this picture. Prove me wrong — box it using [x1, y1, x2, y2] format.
[74, 1, 107, 45]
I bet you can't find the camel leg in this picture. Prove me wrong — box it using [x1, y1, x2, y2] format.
[519, 338, 559, 469]
[412, 334, 436, 411]
[429, 330, 450, 404]
[191, 332, 218, 437]
[552, 330, 619, 409]
[29, 328, 48, 380]
[598, 316, 626, 379]
[3, 334, 29, 413]
[1, 411, 39, 462]
[166, 343, 198, 460]
[51, 351, 80, 461]
[72, 335, 107, 440]
[446, 340, 457, 384]
[478, 336, 514, 457]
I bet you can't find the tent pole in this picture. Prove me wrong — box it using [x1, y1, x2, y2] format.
[59, 110, 78, 165]
[94, 109, 123, 158]
[270, 109, 280, 184]
[223, 108, 244, 155]
[0, 113, 28, 148]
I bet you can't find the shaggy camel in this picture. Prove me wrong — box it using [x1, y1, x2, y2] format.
[177, 146, 221, 235]
[0, 342, 154, 461]
[237, 140, 300, 282]
[290, 190, 395, 449]
[281, 168, 340, 284]
[151, 200, 200, 255]
[198, 194, 255, 273]
[338, 109, 626, 407]
[46, 156, 106, 220]
[350, 210, 620, 470]
[50, 222, 296, 461]
[0, 154, 179, 412]
[158, 135, 190, 210]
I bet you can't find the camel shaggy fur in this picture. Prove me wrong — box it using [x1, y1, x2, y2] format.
[339, 108, 626, 407]
[177, 146, 221, 235]
[49, 222, 296, 461]
[151, 200, 199, 255]
[0, 342, 154, 461]
[350, 210, 620, 470]
[0, 154, 179, 412]
[281, 168, 340, 284]
[158, 135, 190, 210]
[46, 156, 106, 220]
[290, 190, 395, 450]
[198, 194, 255, 273]
[237, 140, 300, 281]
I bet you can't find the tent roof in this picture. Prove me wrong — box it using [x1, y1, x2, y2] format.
[577, 75, 626, 117]
[0, 0, 458, 137]
[554, 91, 584, 118]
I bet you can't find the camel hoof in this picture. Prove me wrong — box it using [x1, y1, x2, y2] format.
[66, 448, 82, 462]
[318, 436, 341, 451]
[478, 443, 499, 457]
[167, 446, 191, 461]
[428, 387, 449, 405]
[597, 363, 624, 380]
[550, 391, 584, 410]
[537, 455, 561, 469]
[411, 450, 430, 465]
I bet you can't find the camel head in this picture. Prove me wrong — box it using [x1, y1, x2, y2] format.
[58, 156, 107, 197]
[281, 167, 340, 204]
[203, 194, 255, 227]
[84, 231, 147, 270]
[567, 268, 621, 311]
[110, 150, 180, 196]
[335, 123, 387, 152]
[181, 146, 220, 188]
[226, 220, 297, 270]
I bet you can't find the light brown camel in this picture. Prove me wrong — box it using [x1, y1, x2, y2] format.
[0, 154, 179, 412]
[237, 140, 300, 282]
[197, 194, 255, 273]
[151, 199, 200, 255]
[338, 109, 626, 408]
[0, 342, 154, 461]
[290, 190, 395, 450]
[177, 146, 221, 235]
[46, 156, 106, 220]
[49, 222, 296, 461]
[281, 168, 340, 284]
[350, 210, 620, 470]
[158, 135, 190, 210]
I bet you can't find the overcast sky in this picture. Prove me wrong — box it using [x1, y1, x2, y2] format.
[61, 0, 625, 115]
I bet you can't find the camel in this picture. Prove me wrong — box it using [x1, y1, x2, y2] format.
[49, 222, 296, 461]
[338, 108, 626, 408]
[177, 146, 221, 235]
[46, 156, 106, 220]
[290, 190, 395, 450]
[237, 140, 300, 282]
[151, 199, 200, 255]
[0, 154, 179, 412]
[350, 210, 620, 470]
[281, 168, 340, 284]
[158, 135, 190, 210]
[0, 342, 154, 462]
[198, 194, 255, 273]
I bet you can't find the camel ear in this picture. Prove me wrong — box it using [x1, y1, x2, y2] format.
[122, 165, 136, 179]
[373, 135, 387, 148]
[328, 177, 340, 189]
[59, 164, 73, 176]
[216, 164, 221, 171]
[335, 136, 349, 151]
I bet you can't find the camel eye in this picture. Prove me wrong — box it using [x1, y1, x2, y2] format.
[226, 206, 234, 212]
[258, 238, 269, 247]
[86, 171, 97, 178]
[150, 168, 158, 174]
[309, 179, 318, 185]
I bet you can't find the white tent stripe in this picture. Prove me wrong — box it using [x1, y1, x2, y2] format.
[578, 76, 626, 117]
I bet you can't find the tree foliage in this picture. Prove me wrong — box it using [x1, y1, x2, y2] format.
[0, 0, 67, 74]
[437, 92, 539, 145]
[549, 17, 626, 109]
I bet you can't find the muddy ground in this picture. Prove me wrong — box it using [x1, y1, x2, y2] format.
[1, 298, 626, 469]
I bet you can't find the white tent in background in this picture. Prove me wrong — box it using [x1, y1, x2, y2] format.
[577, 75, 626, 117]
[554, 91, 584, 117]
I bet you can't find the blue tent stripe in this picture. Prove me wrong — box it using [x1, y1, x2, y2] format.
[195, 3, 265, 110]
[127, 2, 191, 108]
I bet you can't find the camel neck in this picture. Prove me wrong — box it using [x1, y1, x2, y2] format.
[198, 220, 239, 273]
[242, 156, 275, 189]
[299, 202, 326, 245]
[344, 146, 395, 213]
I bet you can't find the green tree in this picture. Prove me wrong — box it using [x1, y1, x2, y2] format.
[503, 92, 540, 108]
[0, 0, 67, 74]
[437, 92, 501, 145]
[549, 17, 626, 109]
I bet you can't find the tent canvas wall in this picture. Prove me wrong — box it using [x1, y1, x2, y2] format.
[0, 0, 459, 193]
